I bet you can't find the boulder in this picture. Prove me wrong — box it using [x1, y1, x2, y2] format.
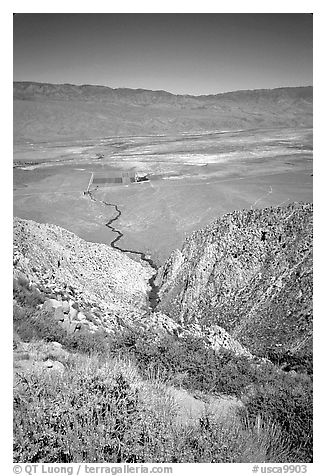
[43, 360, 65, 373]
[43, 299, 62, 311]
[77, 311, 87, 322]
[53, 307, 65, 322]
[69, 307, 78, 321]
[51, 341, 62, 349]
[44, 359, 54, 368]
[62, 301, 70, 314]
[58, 318, 71, 333]
[49, 342, 68, 360]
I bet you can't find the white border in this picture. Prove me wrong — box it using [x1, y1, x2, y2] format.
[3, 4, 324, 473]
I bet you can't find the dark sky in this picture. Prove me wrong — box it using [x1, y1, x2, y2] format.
[13, 13, 313, 95]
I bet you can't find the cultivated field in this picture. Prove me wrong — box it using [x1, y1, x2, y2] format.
[14, 127, 313, 264]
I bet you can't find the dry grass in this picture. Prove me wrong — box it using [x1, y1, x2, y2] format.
[14, 352, 293, 463]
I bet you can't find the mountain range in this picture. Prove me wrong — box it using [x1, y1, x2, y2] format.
[13, 82, 313, 141]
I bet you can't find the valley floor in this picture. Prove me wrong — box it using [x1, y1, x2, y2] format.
[13, 127, 312, 263]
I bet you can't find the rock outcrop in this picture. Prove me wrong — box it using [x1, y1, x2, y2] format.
[157, 203, 312, 358]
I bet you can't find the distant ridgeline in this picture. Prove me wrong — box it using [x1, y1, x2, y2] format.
[13, 82, 313, 141]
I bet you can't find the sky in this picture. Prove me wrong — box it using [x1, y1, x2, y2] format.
[13, 13, 313, 95]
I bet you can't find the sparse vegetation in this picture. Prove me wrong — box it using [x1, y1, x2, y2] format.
[13, 279, 109, 357]
[12, 203, 313, 463]
[243, 373, 313, 463]
[13, 297, 312, 463]
[13, 355, 292, 463]
[266, 347, 313, 375]
[108, 329, 313, 462]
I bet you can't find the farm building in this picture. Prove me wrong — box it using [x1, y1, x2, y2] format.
[93, 170, 136, 185]
[91, 170, 149, 187]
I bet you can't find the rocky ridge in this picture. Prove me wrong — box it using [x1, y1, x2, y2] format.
[13, 216, 252, 358]
[13, 202, 312, 362]
[157, 202, 313, 358]
[13, 217, 153, 332]
[14, 82, 312, 141]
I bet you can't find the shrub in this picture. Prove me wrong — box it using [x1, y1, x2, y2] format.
[65, 331, 109, 357]
[14, 369, 142, 462]
[13, 359, 292, 463]
[14, 279, 45, 308]
[266, 347, 313, 375]
[14, 302, 110, 357]
[109, 329, 261, 397]
[109, 328, 313, 462]
[13, 273, 110, 358]
[242, 372, 313, 462]
[12, 278, 312, 462]
[13, 303, 66, 343]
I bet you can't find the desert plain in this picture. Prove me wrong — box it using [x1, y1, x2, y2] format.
[14, 126, 312, 264]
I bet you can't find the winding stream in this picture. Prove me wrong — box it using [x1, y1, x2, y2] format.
[88, 190, 160, 311]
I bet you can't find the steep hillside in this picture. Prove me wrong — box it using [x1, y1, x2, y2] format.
[12, 207, 313, 462]
[157, 203, 313, 361]
[13, 216, 252, 359]
[13, 217, 152, 331]
[13, 82, 313, 141]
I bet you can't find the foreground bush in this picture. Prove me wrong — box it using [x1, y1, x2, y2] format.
[13, 279, 312, 462]
[14, 369, 141, 462]
[109, 329, 313, 462]
[242, 373, 313, 462]
[13, 358, 292, 463]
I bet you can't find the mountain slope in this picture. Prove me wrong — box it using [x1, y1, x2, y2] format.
[13, 201, 313, 365]
[13, 216, 253, 359]
[12, 208, 313, 463]
[13, 82, 313, 141]
[13, 217, 152, 330]
[157, 202, 313, 360]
